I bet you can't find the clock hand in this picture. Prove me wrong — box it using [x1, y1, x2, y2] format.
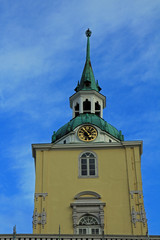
[82, 127, 90, 136]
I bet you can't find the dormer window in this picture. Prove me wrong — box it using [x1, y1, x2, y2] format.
[83, 99, 91, 114]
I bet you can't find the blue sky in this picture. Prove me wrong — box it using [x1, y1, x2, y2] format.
[0, 0, 160, 234]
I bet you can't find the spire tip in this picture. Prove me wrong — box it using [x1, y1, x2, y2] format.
[85, 28, 92, 37]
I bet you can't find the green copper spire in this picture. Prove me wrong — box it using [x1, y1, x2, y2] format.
[75, 29, 101, 92]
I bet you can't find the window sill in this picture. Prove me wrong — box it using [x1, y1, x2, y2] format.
[78, 175, 99, 179]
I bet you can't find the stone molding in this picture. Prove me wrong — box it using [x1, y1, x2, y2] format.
[70, 193, 106, 234]
[74, 191, 101, 199]
[35, 193, 48, 201]
[32, 208, 47, 228]
[131, 206, 147, 227]
[130, 191, 143, 199]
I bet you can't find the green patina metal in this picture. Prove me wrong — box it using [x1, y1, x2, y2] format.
[74, 29, 101, 93]
[51, 114, 124, 143]
[51, 29, 124, 143]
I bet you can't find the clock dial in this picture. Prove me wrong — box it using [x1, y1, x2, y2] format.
[78, 125, 98, 142]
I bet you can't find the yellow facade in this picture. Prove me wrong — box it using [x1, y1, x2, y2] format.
[32, 142, 147, 235]
[32, 29, 147, 236]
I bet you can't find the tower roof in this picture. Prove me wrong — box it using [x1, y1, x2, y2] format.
[52, 114, 124, 143]
[75, 29, 101, 92]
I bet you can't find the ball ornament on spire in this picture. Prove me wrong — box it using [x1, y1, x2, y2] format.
[85, 28, 92, 37]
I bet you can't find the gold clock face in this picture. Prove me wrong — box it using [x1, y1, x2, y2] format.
[78, 125, 98, 142]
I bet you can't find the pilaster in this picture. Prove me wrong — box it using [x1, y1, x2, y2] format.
[125, 146, 147, 235]
[33, 151, 49, 234]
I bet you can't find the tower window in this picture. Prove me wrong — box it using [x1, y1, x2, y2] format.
[83, 99, 91, 114]
[79, 152, 98, 177]
[77, 215, 101, 235]
[70, 191, 105, 235]
[95, 101, 101, 117]
[75, 103, 79, 117]
[79, 215, 99, 225]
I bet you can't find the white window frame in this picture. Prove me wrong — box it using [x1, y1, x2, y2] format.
[79, 151, 98, 178]
[77, 226, 101, 235]
[77, 215, 101, 235]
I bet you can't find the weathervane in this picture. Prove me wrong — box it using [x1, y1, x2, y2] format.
[85, 28, 92, 37]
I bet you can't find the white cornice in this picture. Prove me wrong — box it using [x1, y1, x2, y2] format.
[32, 140, 143, 159]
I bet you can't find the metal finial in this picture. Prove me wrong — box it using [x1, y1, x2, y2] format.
[13, 225, 16, 234]
[13, 225, 16, 240]
[85, 28, 92, 37]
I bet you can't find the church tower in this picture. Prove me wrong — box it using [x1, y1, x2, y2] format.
[32, 29, 147, 235]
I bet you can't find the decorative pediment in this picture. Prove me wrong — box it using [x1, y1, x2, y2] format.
[70, 191, 106, 234]
[74, 191, 101, 199]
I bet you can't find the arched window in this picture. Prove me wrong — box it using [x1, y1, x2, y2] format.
[78, 215, 101, 235]
[95, 101, 101, 117]
[70, 192, 105, 235]
[79, 215, 99, 225]
[79, 152, 97, 177]
[74, 103, 79, 117]
[83, 99, 91, 114]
